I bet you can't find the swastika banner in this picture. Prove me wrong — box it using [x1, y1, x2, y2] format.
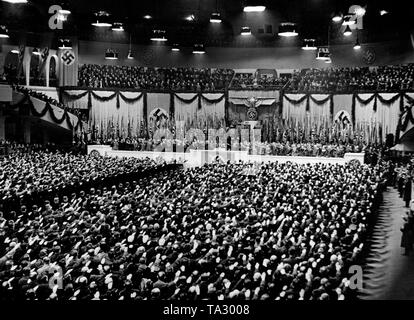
[61, 49, 76, 66]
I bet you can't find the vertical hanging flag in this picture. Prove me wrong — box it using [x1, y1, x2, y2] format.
[16, 45, 26, 82]
[37, 47, 50, 83]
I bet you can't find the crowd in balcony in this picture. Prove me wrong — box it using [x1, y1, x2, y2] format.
[78, 65, 234, 92]
[286, 64, 414, 93]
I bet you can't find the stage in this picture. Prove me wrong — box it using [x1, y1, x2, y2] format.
[87, 145, 365, 167]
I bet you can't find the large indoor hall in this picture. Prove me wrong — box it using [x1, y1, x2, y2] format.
[1, 0, 414, 312]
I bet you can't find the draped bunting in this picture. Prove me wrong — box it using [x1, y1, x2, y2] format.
[197, 93, 226, 128]
[377, 93, 400, 139]
[174, 93, 199, 127]
[56, 88, 414, 143]
[119, 92, 144, 104]
[354, 93, 377, 124]
[118, 92, 144, 138]
[62, 90, 91, 110]
[308, 94, 332, 124]
[90, 91, 120, 139]
[282, 94, 308, 123]
[11, 93, 81, 131]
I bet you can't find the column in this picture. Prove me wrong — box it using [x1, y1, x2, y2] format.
[0, 115, 5, 141]
[23, 118, 31, 144]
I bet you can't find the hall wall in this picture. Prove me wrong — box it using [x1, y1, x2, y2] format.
[77, 39, 414, 70]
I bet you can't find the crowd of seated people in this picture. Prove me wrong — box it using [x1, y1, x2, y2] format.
[230, 73, 256, 89]
[286, 64, 414, 93]
[257, 74, 289, 88]
[0, 150, 390, 300]
[78, 65, 234, 92]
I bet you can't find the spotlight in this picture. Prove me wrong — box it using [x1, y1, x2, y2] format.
[332, 12, 343, 22]
[243, 5, 266, 12]
[185, 14, 195, 22]
[0, 25, 9, 38]
[32, 48, 41, 56]
[58, 9, 71, 15]
[210, 12, 222, 23]
[193, 44, 206, 54]
[353, 38, 361, 50]
[58, 38, 72, 49]
[57, 5, 71, 21]
[278, 23, 298, 37]
[316, 47, 331, 61]
[380, 10, 389, 16]
[343, 25, 352, 37]
[143, 15, 152, 19]
[171, 44, 180, 52]
[150, 29, 168, 42]
[112, 22, 124, 32]
[302, 39, 317, 51]
[11, 49, 19, 54]
[105, 49, 118, 60]
[241, 26, 252, 36]
[91, 11, 112, 27]
[1, 0, 28, 3]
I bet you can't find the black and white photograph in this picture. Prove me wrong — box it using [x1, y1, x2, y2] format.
[0, 0, 414, 317]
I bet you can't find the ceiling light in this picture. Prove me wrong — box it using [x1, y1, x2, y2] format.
[105, 49, 118, 60]
[342, 15, 356, 26]
[343, 25, 352, 37]
[380, 10, 389, 16]
[32, 48, 41, 56]
[278, 23, 298, 37]
[0, 25, 9, 38]
[112, 22, 124, 32]
[150, 29, 168, 42]
[57, 6, 71, 21]
[241, 26, 252, 36]
[243, 6, 266, 13]
[353, 38, 361, 50]
[302, 39, 317, 51]
[316, 47, 331, 61]
[91, 11, 112, 27]
[143, 15, 152, 19]
[185, 14, 195, 21]
[193, 44, 206, 54]
[210, 12, 222, 23]
[58, 38, 72, 49]
[10, 49, 19, 54]
[127, 50, 134, 59]
[354, 7, 366, 16]
[58, 9, 71, 15]
[332, 12, 343, 22]
[171, 44, 180, 52]
[1, 0, 28, 3]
